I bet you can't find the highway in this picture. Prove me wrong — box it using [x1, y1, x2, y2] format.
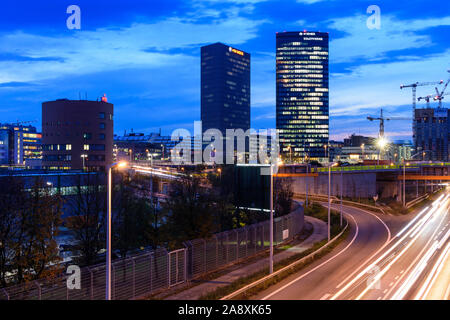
[252, 191, 449, 300]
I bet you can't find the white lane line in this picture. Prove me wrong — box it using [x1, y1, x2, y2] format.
[383, 289, 388, 294]
[400, 270, 404, 274]
[320, 293, 331, 300]
[395, 276, 399, 280]
[389, 282, 394, 287]
[334, 205, 392, 289]
[261, 213, 359, 300]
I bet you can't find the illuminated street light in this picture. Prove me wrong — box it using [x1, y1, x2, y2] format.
[377, 137, 388, 165]
[106, 161, 128, 301]
[328, 162, 339, 242]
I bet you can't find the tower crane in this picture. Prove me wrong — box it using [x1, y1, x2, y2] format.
[433, 70, 450, 108]
[13, 119, 38, 126]
[400, 80, 444, 111]
[367, 108, 410, 138]
[417, 95, 433, 108]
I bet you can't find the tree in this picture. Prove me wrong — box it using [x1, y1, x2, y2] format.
[65, 173, 106, 266]
[274, 178, 294, 217]
[0, 177, 26, 286]
[112, 172, 153, 258]
[163, 175, 216, 249]
[12, 177, 64, 283]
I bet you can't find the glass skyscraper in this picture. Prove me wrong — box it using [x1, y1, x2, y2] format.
[276, 31, 329, 160]
[201, 42, 250, 136]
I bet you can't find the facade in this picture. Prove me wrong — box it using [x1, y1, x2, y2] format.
[415, 108, 449, 161]
[276, 31, 329, 161]
[201, 42, 250, 139]
[42, 99, 113, 171]
[0, 123, 42, 168]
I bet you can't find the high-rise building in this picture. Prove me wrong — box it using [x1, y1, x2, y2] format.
[276, 31, 329, 160]
[42, 98, 114, 171]
[201, 42, 250, 137]
[415, 108, 449, 161]
[0, 123, 42, 167]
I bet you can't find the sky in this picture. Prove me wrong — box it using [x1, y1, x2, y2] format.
[0, 0, 449, 141]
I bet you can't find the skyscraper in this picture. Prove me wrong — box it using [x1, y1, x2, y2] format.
[201, 42, 250, 136]
[276, 31, 329, 160]
[415, 108, 449, 161]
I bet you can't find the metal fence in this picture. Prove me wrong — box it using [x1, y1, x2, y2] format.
[0, 208, 303, 300]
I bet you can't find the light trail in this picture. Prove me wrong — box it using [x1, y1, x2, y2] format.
[331, 194, 449, 300]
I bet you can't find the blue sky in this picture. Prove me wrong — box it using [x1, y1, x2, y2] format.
[0, 0, 449, 141]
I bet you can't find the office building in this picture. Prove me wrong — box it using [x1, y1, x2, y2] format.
[0, 123, 42, 168]
[415, 108, 449, 161]
[201, 42, 250, 140]
[42, 98, 113, 171]
[276, 31, 329, 161]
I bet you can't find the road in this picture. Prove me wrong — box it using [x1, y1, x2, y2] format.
[252, 191, 449, 300]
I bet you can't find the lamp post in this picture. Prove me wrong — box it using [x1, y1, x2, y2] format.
[340, 166, 343, 227]
[328, 162, 338, 241]
[361, 144, 365, 161]
[81, 154, 87, 171]
[269, 159, 283, 274]
[106, 161, 128, 301]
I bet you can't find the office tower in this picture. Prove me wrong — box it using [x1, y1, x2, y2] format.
[276, 31, 329, 160]
[415, 108, 449, 161]
[42, 98, 113, 171]
[201, 42, 250, 137]
[0, 123, 42, 167]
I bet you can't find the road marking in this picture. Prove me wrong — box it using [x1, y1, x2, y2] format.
[261, 213, 359, 300]
[400, 270, 404, 274]
[389, 282, 394, 287]
[377, 296, 382, 300]
[383, 289, 388, 294]
[334, 205, 392, 290]
[320, 293, 331, 300]
[395, 276, 399, 280]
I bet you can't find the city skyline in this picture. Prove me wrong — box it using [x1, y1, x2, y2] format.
[0, 1, 449, 141]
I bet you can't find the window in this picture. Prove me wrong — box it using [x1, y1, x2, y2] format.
[99, 123, 105, 129]
[66, 144, 72, 150]
[83, 133, 92, 140]
[99, 133, 105, 140]
[99, 112, 105, 119]
[83, 144, 89, 151]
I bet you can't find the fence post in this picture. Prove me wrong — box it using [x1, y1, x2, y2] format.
[176, 250, 179, 284]
[87, 267, 93, 300]
[150, 252, 153, 293]
[132, 258, 136, 299]
[214, 235, 218, 269]
[245, 227, 248, 258]
[203, 239, 207, 274]
[167, 250, 171, 288]
[111, 264, 115, 300]
[34, 281, 41, 300]
[184, 248, 187, 283]
[226, 232, 229, 264]
[235, 230, 239, 261]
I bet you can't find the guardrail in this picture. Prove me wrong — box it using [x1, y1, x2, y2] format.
[293, 193, 387, 215]
[405, 194, 429, 209]
[220, 219, 349, 300]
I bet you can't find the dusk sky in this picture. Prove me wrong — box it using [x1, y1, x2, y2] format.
[0, 0, 449, 141]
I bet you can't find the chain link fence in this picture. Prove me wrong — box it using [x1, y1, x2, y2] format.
[0, 207, 303, 300]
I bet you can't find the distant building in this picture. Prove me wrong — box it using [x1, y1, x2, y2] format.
[276, 31, 329, 161]
[201, 42, 250, 136]
[343, 134, 376, 147]
[42, 99, 114, 171]
[391, 140, 413, 162]
[0, 123, 42, 168]
[415, 108, 449, 161]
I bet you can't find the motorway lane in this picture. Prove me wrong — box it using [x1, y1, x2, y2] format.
[252, 203, 391, 300]
[332, 192, 450, 300]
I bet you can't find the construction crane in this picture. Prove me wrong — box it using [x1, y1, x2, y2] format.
[400, 80, 444, 111]
[433, 70, 450, 108]
[367, 108, 410, 138]
[417, 95, 433, 108]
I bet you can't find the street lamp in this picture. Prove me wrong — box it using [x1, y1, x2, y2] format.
[377, 137, 388, 165]
[328, 162, 338, 242]
[81, 154, 88, 171]
[106, 161, 128, 301]
[361, 144, 365, 161]
[402, 160, 409, 207]
[270, 158, 283, 274]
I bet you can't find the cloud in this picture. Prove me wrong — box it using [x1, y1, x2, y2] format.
[328, 14, 450, 62]
[0, 15, 267, 84]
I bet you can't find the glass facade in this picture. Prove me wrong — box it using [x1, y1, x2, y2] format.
[276, 31, 329, 160]
[201, 42, 250, 136]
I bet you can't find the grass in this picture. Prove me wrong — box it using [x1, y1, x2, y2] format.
[200, 226, 349, 300]
[304, 202, 342, 237]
